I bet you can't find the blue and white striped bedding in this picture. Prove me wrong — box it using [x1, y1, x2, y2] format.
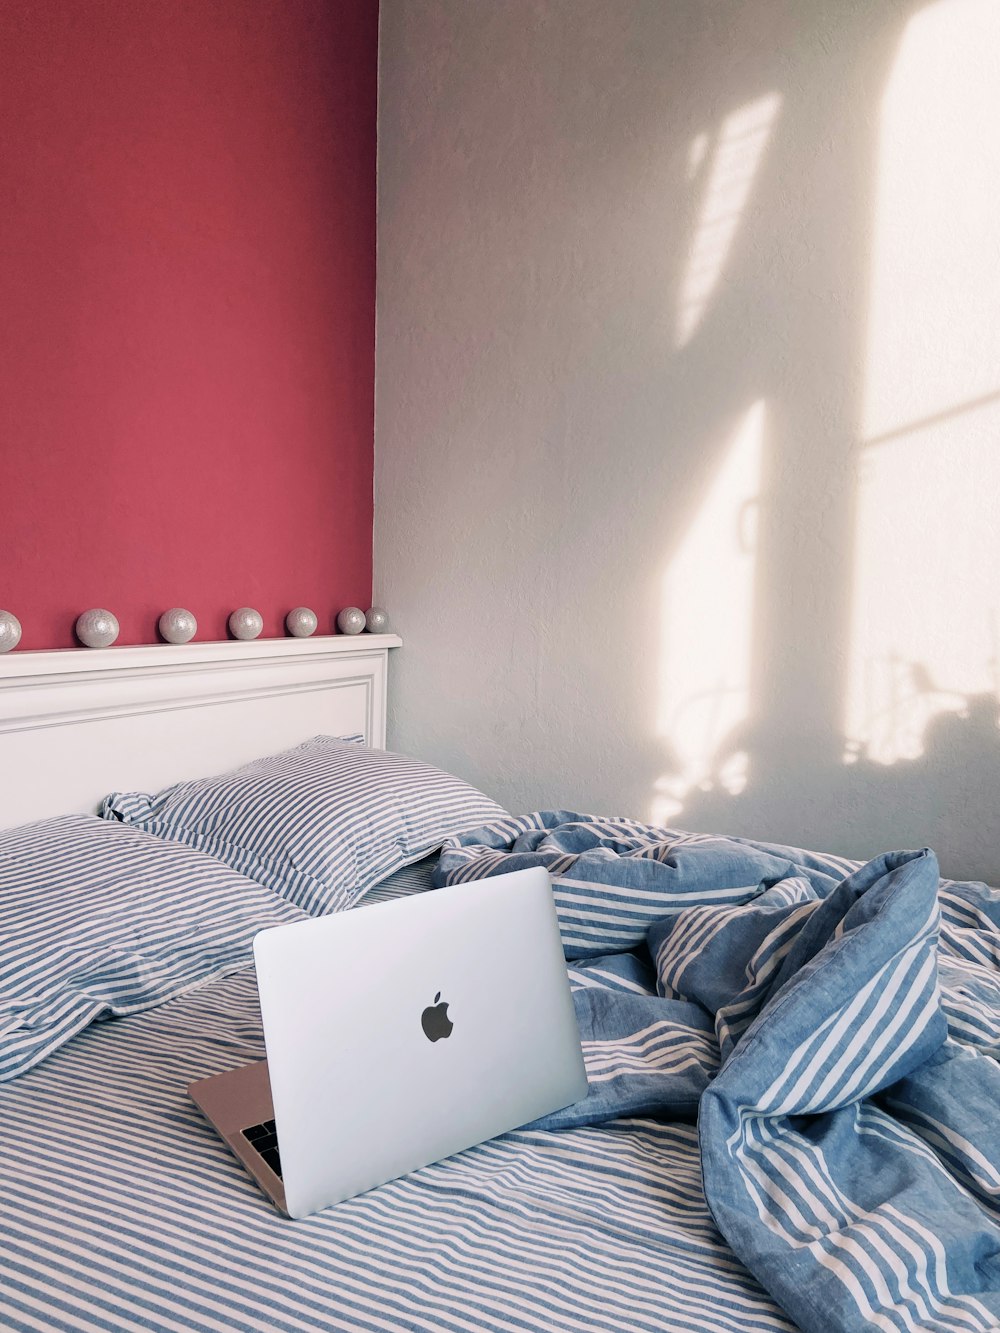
[360, 852, 440, 904]
[0, 814, 304, 1082]
[438, 814, 1000, 1331]
[0, 944, 793, 1331]
[102, 736, 507, 916]
[4, 816, 999, 1332]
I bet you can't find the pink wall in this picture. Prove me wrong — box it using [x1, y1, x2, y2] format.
[0, 0, 378, 650]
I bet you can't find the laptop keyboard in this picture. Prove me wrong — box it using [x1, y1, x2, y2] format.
[242, 1119, 282, 1179]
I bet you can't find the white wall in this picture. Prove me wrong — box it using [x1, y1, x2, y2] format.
[375, 0, 1000, 882]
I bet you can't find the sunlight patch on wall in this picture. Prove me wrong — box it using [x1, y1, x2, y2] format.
[687, 132, 709, 178]
[846, 0, 1000, 767]
[654, 402, 765, 822]
[676, 95, 781, 349]
[847, 407, 1000, 765]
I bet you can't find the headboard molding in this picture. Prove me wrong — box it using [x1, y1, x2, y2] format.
[0, 635, 401, 829]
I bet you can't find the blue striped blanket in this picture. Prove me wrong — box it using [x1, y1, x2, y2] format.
[437, 814, 1000, 1332]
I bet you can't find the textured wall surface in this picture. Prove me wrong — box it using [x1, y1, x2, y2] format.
[1, 0, 377, 649]
[375, 0, 1000, 882]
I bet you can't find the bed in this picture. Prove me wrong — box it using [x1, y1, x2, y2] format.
[1, 638, 998, 1333]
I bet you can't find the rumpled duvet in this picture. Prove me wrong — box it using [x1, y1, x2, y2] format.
[436, 813, 1000, 1333]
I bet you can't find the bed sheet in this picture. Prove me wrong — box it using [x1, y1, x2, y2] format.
[0, 873, 794, 1333]
[359, 853, 439, 905]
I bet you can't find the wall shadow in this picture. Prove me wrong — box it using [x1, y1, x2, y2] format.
[679, 691, 1000, 884]
[646, 0, 1000, 883]
[375, 0, 1000, 884]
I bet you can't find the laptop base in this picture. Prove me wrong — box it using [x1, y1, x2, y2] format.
[189, 1060, 287, 1214]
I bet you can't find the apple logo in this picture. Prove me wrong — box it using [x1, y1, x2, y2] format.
[421, 992, 453, 1042]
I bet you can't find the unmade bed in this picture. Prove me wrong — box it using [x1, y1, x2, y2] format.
[1, 638, 998, 1333]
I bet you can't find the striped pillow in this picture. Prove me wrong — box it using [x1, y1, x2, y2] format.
[0, 814, 305, 1081]
[102, 736, 509, 916]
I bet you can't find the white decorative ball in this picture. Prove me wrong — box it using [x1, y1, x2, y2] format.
[158, 608, 197, 644]
[76, 609, 120, 648]
[336, 606, 365, 635]
[0, 610, 22, 653]
[229, 607, 263, 641]
[365, 606, 389, 634]
[286, 607, 318, 638]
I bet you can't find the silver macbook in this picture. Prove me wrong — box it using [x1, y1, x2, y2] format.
[188, 866, 588, 1219]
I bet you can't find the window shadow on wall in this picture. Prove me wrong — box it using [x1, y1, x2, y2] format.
[374, 0, 1000, 886]
[648, 0, 1000, 883]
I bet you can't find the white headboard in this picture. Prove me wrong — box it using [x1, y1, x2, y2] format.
[0, 634, 401, 829]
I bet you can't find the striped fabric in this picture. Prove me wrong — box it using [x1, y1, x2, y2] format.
[0, 967, 796, 1333]
[359, 853, 439, 905]
[697, 848, 1000, 1332]
[0, 814, 304, 1082]
[437, 814, 1000, 1329]
[436, 811, 843, 958]
[6, 811, 999, 1330]
[103, 735, 508, 916]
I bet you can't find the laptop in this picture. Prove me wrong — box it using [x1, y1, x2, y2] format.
[188, 866, 588, 1218]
